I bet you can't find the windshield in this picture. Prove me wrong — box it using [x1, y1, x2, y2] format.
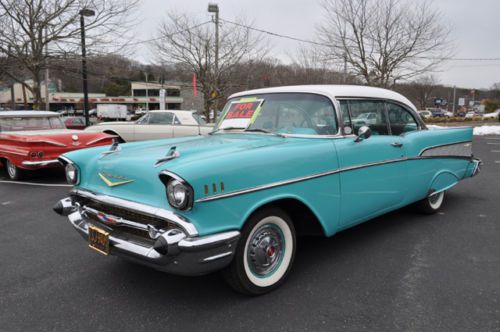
[214, 93, 338, 136]
[192, 113, 207, 125]
[0, 116, 65, 132]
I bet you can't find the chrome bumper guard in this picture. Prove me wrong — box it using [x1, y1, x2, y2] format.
[471, 158, 482, 177]
[54, 196, 240, 276]
[22, 159, 61, 167]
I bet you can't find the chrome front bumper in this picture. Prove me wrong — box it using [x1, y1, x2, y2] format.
[54, 196, 240, 276]
[22, 159, 61, 167]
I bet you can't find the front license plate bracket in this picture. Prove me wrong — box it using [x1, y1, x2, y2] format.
[88, 225, 110, 255]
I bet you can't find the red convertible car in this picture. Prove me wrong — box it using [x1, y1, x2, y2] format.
[0, 111, 114, 180]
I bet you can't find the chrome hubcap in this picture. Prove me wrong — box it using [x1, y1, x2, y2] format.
[429, 192, 441, 205]
[7, 162, 16, 178]
[247, 224, 284, 276]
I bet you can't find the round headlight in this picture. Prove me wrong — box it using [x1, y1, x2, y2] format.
[166, 179, 191, 210]
[65, 163, 79, 185]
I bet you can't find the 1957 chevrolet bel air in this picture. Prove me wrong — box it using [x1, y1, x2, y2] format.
[54, 85, 481, 295]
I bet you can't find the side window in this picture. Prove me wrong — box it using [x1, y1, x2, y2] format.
[386, 103, 418, 135]
[348, 100, 389, 135]
[173, 115, 181, 125]
[339, 100, 353, 135]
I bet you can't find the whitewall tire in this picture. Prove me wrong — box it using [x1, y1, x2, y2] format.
[224, 207, 296, 295]
[417, 191, 445, 214]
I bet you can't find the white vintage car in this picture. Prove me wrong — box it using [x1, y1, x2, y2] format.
[85, 110, 212, 142]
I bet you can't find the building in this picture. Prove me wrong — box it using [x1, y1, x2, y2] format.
[0, 80, 184, 111]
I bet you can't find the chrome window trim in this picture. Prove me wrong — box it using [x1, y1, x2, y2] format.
[71, 188, 198, 236]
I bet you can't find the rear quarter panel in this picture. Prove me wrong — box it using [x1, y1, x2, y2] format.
[403, 127, 473, 203]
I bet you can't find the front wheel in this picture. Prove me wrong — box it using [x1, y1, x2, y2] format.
[224, 208, 296, 295]
[5, 160, 23, 181]
[416, 191, 445, 214]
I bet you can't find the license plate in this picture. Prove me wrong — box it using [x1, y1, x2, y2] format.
[88, 225, 110, 255]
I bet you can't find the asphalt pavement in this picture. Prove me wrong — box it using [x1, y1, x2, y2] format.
[0, 137, 499, 331]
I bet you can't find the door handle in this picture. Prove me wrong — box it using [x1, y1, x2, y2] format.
[391, 142, 403, 147]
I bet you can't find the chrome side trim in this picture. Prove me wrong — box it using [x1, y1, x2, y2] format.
[71, 189, 199, 236]
[0, 149, 27, 157]
[21, 159, 61, 167]
[195, 154, 473, 203]
[0, 137, 67, 147]
[419, 140, 472, 157]
[86, 136, 116, 146]
[202, 251, 233, 262]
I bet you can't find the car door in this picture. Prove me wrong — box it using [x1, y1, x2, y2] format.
[335, 99, 407, 228]
[136, 112, 175, 140]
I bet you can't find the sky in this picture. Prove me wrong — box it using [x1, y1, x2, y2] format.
[132, 0, 500, 89]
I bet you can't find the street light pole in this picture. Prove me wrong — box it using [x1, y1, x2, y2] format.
[79, 9, 95, 127]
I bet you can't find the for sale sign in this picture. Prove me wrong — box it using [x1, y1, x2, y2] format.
[218, 99, 264, 129]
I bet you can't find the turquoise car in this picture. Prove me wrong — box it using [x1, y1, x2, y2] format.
[54, 85, 481, 295]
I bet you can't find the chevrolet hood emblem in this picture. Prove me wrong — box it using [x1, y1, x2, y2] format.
[98, 172, 134, 187]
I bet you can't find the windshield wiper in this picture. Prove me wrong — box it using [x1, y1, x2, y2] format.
[244, 128, 285, 137]
[209, 126, 246, 135]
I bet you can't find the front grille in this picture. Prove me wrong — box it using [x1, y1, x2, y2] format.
[73, 195, 175, 239]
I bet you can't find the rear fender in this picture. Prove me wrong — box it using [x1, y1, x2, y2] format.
[429, 170, 459, 194]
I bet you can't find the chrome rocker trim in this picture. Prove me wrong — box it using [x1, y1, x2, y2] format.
[21, 159, 61, 167]
[55, 196, 240, 276]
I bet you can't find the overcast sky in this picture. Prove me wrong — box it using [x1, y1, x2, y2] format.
[133, 0, 500, 89]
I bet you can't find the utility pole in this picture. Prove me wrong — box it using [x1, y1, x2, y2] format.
[343, 53, 347, 83]
[452, 85, 456, 115]
[45, 26, 50, 111]
[145, 72, 149, 111]
[208, 3, 219, 121]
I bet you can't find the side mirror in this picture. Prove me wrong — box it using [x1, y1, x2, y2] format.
[354, 126, 372, 142]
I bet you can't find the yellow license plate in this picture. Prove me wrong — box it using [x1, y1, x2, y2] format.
[88, 225, 110, 255]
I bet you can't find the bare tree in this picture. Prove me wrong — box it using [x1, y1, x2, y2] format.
[0, 0, 137, 109]
[154, 13, 267, 118]
[318, 0, 452, 87]
[401, 75, 438, 110]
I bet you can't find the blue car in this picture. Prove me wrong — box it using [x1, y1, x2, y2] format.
[54, 85, 481, 295]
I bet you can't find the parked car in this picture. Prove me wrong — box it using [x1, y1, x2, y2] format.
[84, 110, 213, 142]
[431, 108, 446, 117]
[465, 111, 477, 118]
[63, 116, 87, 130]
[54, 85, 481, 295]
[0, 111, 114, 180]
[417, 110, 432, 119]
[483, 109, 500, 119]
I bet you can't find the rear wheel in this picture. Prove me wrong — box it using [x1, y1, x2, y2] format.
[224, 208, 296, 295]
[5, 160, 23, 181]
[416, 191, 445, 214]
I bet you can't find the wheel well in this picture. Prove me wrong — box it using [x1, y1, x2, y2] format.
[103, 130, 125, 142]
[250, 198, 326, 237]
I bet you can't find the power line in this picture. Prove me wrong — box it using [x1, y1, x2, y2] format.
[221, 18, 500, 62]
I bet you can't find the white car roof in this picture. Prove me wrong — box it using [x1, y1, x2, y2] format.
[0, 111, 60, 117]
[149, 110, 196, 114]
[229, 85, 417, 111]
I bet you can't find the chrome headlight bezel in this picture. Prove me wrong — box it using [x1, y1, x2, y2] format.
[159, 171, 194, 211]
[62, 160, 80, 185]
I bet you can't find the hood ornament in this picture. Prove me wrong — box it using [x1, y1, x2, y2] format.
[99, 138, 121, 159]
[154, 146, 181, 167]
